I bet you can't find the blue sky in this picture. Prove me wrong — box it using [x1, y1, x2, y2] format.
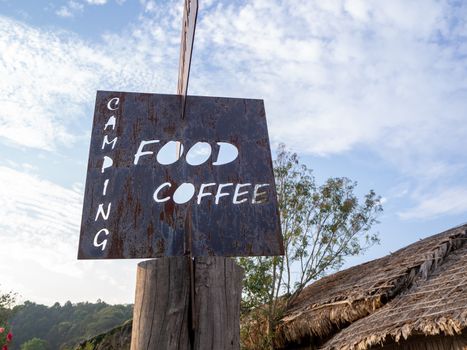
[0, 0, 466, 305]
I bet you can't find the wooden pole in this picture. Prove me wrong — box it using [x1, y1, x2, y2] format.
[193, 257, 244, 350]
[130, 257, 243, 350]
[130, 258, 191, 350]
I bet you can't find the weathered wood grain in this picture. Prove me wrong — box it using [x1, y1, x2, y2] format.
[130, 257, 191, 350]
[193, 257, 244, 350]
[131, 257, 243, 350]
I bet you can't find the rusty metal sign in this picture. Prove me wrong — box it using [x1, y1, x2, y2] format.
[78, 90, 284, 259]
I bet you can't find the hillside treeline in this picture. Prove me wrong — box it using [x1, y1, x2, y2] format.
[9, 300, 132, 350]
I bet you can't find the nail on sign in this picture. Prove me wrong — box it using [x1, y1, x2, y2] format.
[78, 91, 284, 259]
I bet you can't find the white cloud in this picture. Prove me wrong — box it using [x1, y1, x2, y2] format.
[193, 0, 467, 163]
[0, 166, 82, 256]
[141, 0, 157, 13]
[55, 1, 85, 18]
[187, 0, 467, 218]
[0, 165, 83, 289]
[0, 11, 179, 151]
[55, 6, 73, 18]
[0, 165, 140, 304]
[86, 0, 107, 4]
[69, 0, 85, 11]
[0, 17, 100, 149]
[398, 187, 467, 220]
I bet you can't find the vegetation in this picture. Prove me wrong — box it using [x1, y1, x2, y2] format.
[1, 288, 16, 350]
[9, 300, 132, 350]
[20, 338, 49, 350]
[74, 319, 133, 350]
[239, 144, 383, 349]
[0, 288, 16, 325]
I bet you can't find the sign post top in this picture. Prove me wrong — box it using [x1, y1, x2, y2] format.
[177, 0, 198, 118]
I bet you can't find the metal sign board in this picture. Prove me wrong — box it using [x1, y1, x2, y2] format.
[78, 91, 283, 259]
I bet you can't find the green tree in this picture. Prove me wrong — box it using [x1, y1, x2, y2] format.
[0, 287, 16, 324]
[20, 338, 49, 350]
[239, 144, 383, 349]
[11, 300, 133, 349]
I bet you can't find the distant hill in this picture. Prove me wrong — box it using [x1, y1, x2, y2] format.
[9, 300, 132, 350]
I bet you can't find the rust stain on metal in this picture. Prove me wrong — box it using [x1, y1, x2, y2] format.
[78, 90, 284, 259]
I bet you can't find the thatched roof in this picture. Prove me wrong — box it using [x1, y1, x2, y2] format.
[275, 224, 467, 349]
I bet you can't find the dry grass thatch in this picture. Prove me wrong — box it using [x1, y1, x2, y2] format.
[274, 224, 467, 349]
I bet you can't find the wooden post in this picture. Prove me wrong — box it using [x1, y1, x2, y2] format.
[130, 257, 191, 350]
[193, 257, 244, 350]
[130, 257, 244, 350]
